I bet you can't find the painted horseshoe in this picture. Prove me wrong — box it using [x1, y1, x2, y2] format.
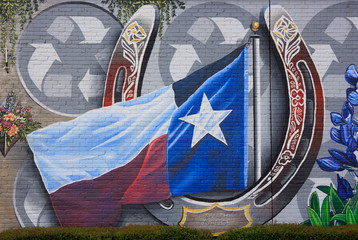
[103, 5, 159, 106]
[145, 5, 324, 235]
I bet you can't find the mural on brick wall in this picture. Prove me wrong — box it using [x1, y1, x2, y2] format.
[304, 65, 358, 226]
[3, 0, 358, 234]
[0, 91, 41, 157]
[16, 3, 122, 116]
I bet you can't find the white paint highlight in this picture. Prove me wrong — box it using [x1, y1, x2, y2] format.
[187, 18, 215, 44]
[210, 17, 249, 44]
[28, 44, 61, 91]
[170, 44, 201, 82]
[47, 17, 74, 43]
[70, 17, 109, 44]
[325, 17, 351, 44]
[78, 69, 104, 101]
[348, 17, 358, 30]
[24, 190, 47, 225]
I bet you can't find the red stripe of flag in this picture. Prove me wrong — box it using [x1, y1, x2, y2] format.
[50, 134, 169, 227]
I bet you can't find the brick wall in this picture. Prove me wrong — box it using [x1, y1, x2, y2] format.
[0, 0, 356, 233]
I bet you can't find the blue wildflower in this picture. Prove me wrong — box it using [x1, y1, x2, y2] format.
[346, 65, 358, 105]
[317, 149, 358, 172]
[4, 90, 16, 113]
[330, 101, 354, 126]
[316, 157, 344, 172]
[345, 64, 358, 86]
[337, 174, 354, 201]
[330, 101, 358, 151]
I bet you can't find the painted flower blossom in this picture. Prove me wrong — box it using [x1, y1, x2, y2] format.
[124, 21, 147, 45]
[345, 64, 358, 86]
[317, 149, 358, 172]
[345, 65, 358, 106]
[2, 121, 12, 129]
[311, 64, 358, 226]
[7, 125, 18, 136]
[0, 91, 41, 147]
[273, 16, 298, 42]
[337, 174, 354, 201]
[22, 106, 31, 113]
[3, 113, 16, 122]
[330, 101, 358, 152]
[291, 89, 305, 107]
[4, 91, 16, 113]
[278, 150, 293, 165]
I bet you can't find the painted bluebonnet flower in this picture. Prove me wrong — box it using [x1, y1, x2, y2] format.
[346, 64, 358, 105]
[345, 64, 358, 86]
[3, 90, 16, 113]
[313, 64, 358, 225]
[337, 174, 354, 201]
[316, 149, 358, 172]
[330, 101, 358, 152]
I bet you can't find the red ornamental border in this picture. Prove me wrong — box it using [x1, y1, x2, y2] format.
[103, 6, 159, 107]
[270, 19, 306, 180]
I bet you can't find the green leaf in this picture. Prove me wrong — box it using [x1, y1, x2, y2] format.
[342, 198, 353, 215]
[317, 186, 330, 195]
[348, 193, 358, 212]
[330, 213, 346, 223]
[346, 205, 356, 224]
[308, 207, 322, 226]
[330, 184, 344, 214]
[301, 219, 311, 226]
[321, 196, 330, 226]
[354, 201, 358, 222]
[309, 191, 320, 216]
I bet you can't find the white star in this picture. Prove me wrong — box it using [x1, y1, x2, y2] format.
[179, 93, 232, 148]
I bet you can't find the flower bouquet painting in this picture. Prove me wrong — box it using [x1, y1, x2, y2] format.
[305, 65, 358, 226]
[0, 91, 41, 156]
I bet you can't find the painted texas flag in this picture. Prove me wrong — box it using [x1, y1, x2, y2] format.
[27, 46, 248, 226]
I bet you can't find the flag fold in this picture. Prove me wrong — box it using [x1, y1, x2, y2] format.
[28, 46, 249, 226]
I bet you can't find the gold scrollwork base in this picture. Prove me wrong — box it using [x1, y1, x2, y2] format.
[179, 203, 252, 236]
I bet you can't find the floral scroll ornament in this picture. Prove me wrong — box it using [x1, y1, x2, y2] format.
[278, 150, 294, 165]
[124, 21, 147, 45]
[121, 21, 147, 100]
[291, 89, 305, 107]
[273, 16, 301, 68]
[273, 16, 298, 42]
[269, 15, 304, 178]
